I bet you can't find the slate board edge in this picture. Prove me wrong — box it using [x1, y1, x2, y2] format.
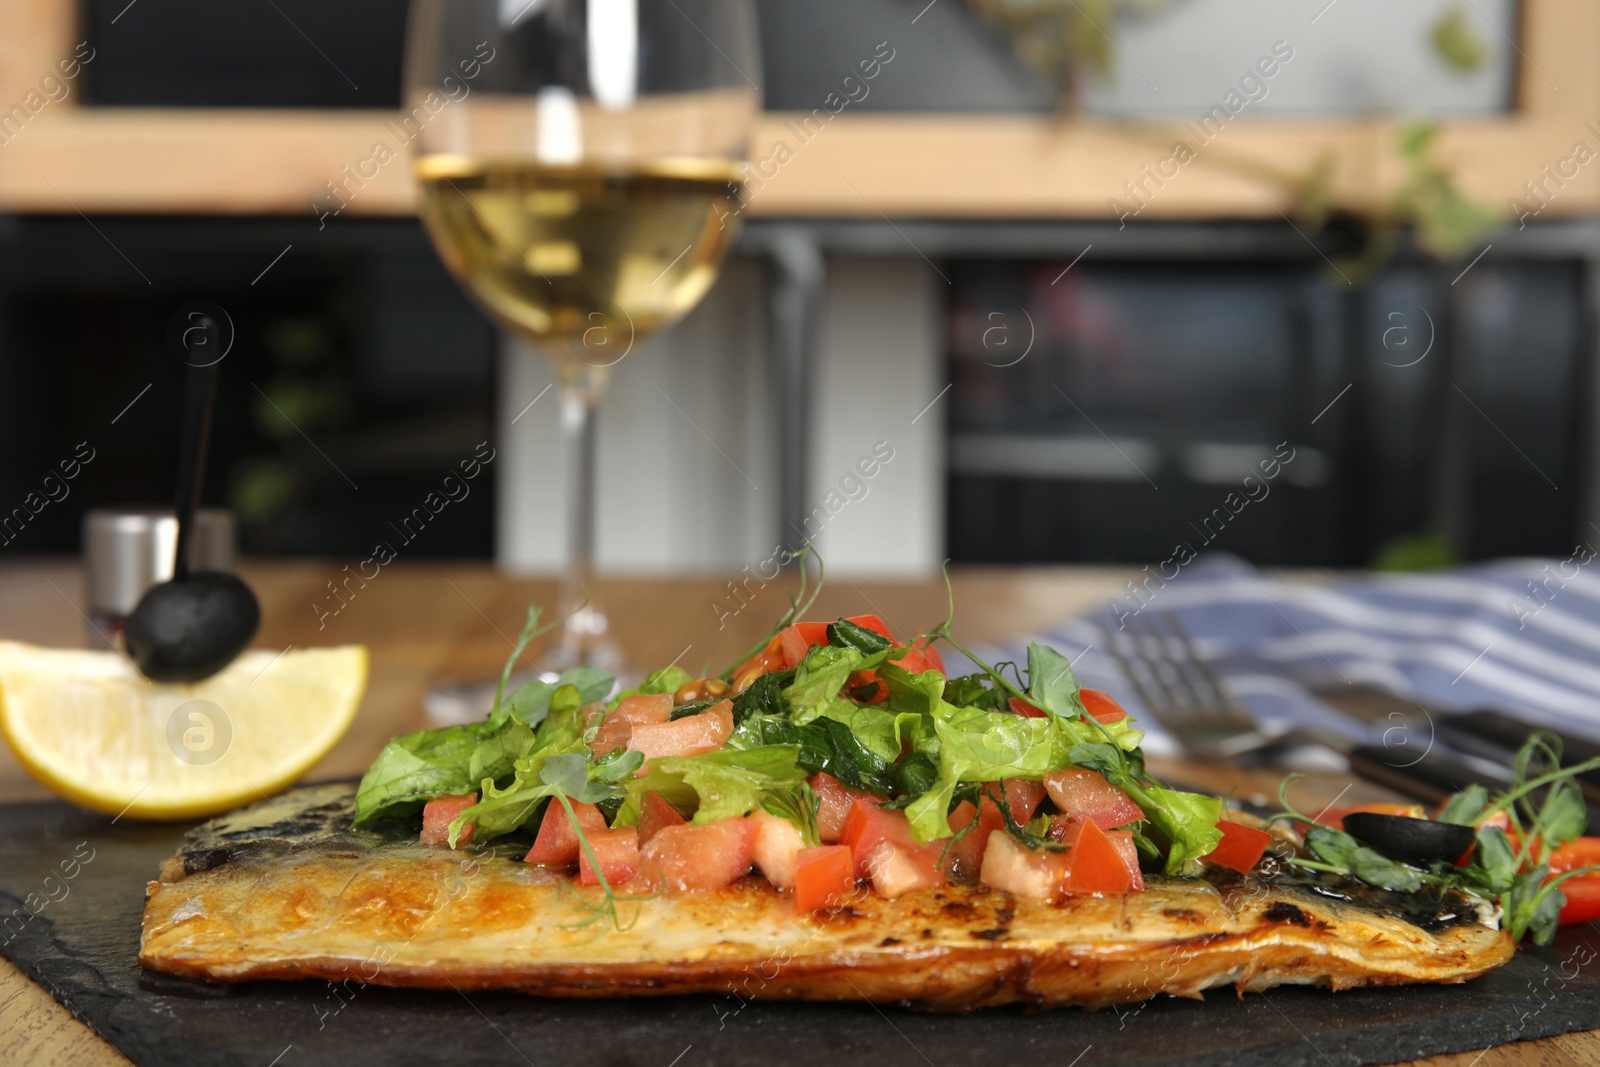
[1, 795, 1598, 1067]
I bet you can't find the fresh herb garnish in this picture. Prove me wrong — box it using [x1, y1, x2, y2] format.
[1273, 737, 1600, 945]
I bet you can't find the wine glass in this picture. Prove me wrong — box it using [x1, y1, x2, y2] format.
[405, 0, 761, 672]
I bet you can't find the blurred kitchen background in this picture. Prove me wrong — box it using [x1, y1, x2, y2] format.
[0, 0, 1592, 576]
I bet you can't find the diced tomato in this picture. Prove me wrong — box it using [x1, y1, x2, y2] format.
[524, 800, 608, 865]
[1079, 688, 1128, 724]
[897, 637, 945, 676]
[615, 692, 673, 724]
[591, 693, 672, 755]
[578, 827, 640, 886]
[811, 772, 877, 843]
[865, 841, 944, 898]
[420, 793, 478, 848]
[751, 809, 807, 889]
[1548, 836, 1600, 874]
[1107, 829, 1144, 891]
[848, 669, 889, 704]
[777, 615, 895, 672]
[1558, 873, 1600, 925]
[1001, 778, 1047, 823]
[1322, 802, 1426, 831]
[779, 622, 832, 670]
[1009, 689, 1125, 724]
[794, 845, 856, 912]
[980, 832, 1070, 899]
[841, 799, 943, 885]
[1008, 696, 1047, 718]
[628, 700, 734, 763]
[1048, 816, 1143, 889]
[1201, 819, 1273, 874]
[848, 615, 893, 641]
[1061, 817, 1135, 896]
[590, 717, 631, 757]
[636, 791, 687, 844]
[1042, 767, 1142, 830]
[942, 799, 1005, 883]
[640, 817, 758, 892]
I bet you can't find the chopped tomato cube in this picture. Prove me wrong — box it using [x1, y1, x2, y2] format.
[1053, 818, 1142, 891]
[1107, 828, 1144, 891]
[794, 845, 856, 911]
[751, 809, 807, 889]
[847, 668, 890, 704]
[1043, 767, 1143, 829]
[420, 793, 478, 848]
[779, 622, 832, 670]
[847, 615, 894, 641]
[897, 637, 945, 676]
[628, 700, 734, 763]
[1008, 696, 1046, 718]
[590, 718, 631, 757]
[578, 827, 640, 885]
[841, 799, 943, 885]
[1061, 817, 1135, 896]
[1558, 873, 1600, 925]
[615, 692, 673, 724]
[810, 772, 877, 843]
[941, 799, 1005, 883]
[1079, 688, 1129, 724]
[865, 841, 944, 898]
[636, 791, 687, 844]
[524, 800, 608, 865]
[974, 778, 1047, 824]
[640, 817, 758, 892]
[1202, 819, 1274, 874]
[1550, 836, 1600, 875]
[981, 832, 1070, 899]
[777, 616, 895, 671]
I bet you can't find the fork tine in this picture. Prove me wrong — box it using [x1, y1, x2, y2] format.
[1102, 623, 1172, 731]
[1160, 612, 1252, 730]
[1101, 610, 1260, 755]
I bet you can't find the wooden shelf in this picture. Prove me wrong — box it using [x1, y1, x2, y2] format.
[0, 0, 1594, 220]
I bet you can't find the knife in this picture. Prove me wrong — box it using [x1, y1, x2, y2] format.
[1286, 690, 1600, 827]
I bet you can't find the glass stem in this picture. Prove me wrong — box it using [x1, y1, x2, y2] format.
[556, 364, 610, 666]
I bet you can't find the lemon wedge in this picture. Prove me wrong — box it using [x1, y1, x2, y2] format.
[0, 642, 367, 820]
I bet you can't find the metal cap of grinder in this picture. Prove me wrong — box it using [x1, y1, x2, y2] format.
[83, 507, 237, 619]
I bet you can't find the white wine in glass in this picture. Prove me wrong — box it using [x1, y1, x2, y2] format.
[406, 0, 761, 672]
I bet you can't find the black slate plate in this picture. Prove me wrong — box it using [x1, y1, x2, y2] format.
[4, 797, 1600, 1067]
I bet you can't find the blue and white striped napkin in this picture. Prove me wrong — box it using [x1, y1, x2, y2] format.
[975, 554, 1600, 758]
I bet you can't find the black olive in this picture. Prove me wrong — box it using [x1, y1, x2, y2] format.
[1342, 812, 1477, 866]
[125, 571, 261, 683]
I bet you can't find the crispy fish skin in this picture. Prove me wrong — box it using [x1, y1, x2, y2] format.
[140, 791, 1514, 1011]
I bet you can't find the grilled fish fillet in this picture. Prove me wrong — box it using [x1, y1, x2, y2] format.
[139, 784, 1515, 1011]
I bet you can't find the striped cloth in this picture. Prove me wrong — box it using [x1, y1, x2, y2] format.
[975, 554, 1600, 758]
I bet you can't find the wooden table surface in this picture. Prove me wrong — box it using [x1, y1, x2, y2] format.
[0, 558, 1593, 1067]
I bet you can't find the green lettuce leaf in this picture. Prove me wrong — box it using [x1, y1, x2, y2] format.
[904, 705, 1072, 842]
[615, 745, 805, 826]
[611, 665, 692, 706]
[784, 644, 891, 722]
[353, 721, 493, 826]
[1026, 642, 1088, 719]
[467, 717, 536, 785]
[493, 666, 614, 729]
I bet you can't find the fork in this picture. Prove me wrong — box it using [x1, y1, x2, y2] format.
[1100, 611, 1268, 758]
